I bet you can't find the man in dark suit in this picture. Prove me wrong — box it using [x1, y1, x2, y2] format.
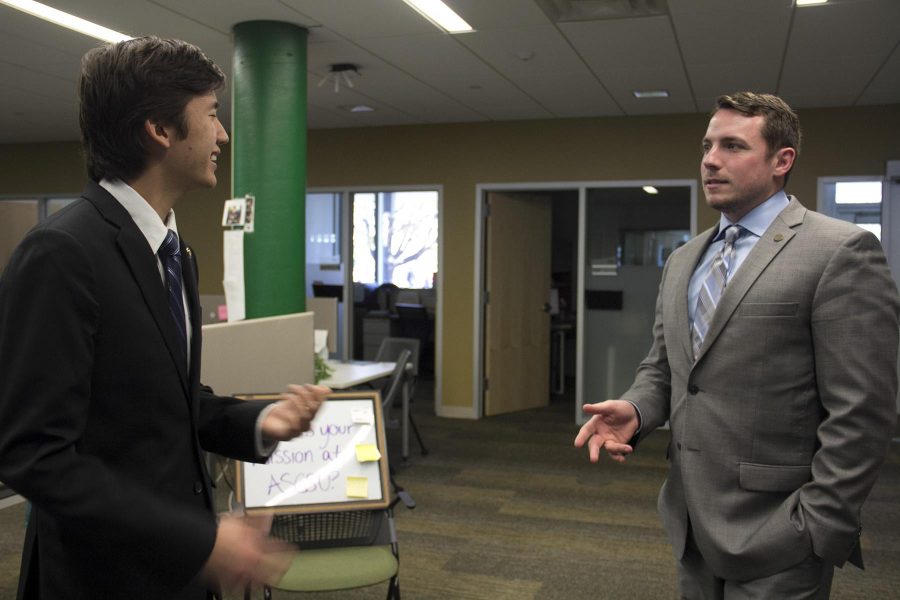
[0, 37, 329, 599]
[575, 92, 899, 598]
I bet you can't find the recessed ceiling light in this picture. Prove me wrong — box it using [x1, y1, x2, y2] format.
[401, 0, 474, 34]
[633, 90, 670, 99]
[643, 186, 659, 195]
[339, 105, 375, 113]
[0, 0, 130, 43]
[796, 0, 828, 6]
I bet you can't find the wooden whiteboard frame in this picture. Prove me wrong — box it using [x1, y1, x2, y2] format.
[235, 391, 391, 514]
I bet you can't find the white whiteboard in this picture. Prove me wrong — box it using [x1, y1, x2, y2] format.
[236, 392, 390, 513]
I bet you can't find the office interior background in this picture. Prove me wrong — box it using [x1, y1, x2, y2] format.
[1, 1, 899, 597]
[2, 0, 899, 421]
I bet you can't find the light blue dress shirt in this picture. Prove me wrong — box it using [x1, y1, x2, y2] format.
[688, 191, 790, 325]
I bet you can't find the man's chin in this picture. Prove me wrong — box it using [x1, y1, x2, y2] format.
[704, 194, 732, 211]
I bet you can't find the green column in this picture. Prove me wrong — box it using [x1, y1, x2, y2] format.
[232, 21, 308, 318]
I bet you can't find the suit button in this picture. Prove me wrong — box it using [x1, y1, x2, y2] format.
[688, 384, 699, 394]
[677, 442, 682, 450]
[193, 481, 203, 495]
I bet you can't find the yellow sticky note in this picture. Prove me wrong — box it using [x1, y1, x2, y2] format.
[346, 476, 368, 498]
[355, 444, 382, 462]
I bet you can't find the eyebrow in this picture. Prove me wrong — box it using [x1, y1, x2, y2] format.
[702, 135, 747, 145]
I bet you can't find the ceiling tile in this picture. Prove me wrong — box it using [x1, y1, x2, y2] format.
[357, 33, 497, 83]
[689, 60, 782, 111]
[857, 44, 900, 106]
[559, 16, 697, 113]
[280, 0, 434, 39]
[513, 72, 622, 118]
[445, 0, 551, 30]
[668, 0, 791, 64]
[787, 0, 900, 62]
[455, 25, 590, 78]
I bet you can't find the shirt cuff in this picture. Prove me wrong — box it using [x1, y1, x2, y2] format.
[626, 401, 643, 446]
[255, 403, 279, 457]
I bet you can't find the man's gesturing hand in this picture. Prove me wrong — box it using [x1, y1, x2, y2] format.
[573, 400, 640, 464]
[262, 383, 330, 441]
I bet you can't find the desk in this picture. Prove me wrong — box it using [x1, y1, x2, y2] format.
[321, 360, 413, 461]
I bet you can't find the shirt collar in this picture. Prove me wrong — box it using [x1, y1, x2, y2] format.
[99, 178, 179, 254]
[717, 190, 789, 240]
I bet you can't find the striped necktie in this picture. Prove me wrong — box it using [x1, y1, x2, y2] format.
[158, 229, 187, 354]
[691, 225, 742, 360]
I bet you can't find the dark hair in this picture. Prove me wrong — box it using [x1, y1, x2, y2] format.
[78, 36, 225, 182]
[714, 92, 801, 184]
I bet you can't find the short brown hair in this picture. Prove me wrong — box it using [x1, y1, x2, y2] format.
[78, 36, 225, 182]
[714, 92, 801, 183]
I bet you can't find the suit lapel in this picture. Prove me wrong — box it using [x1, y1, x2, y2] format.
[83, 182, 190, 394]
[676, 227, 718, 363]
[694, 198, 805, 363]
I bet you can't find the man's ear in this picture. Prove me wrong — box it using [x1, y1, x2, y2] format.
[773, 147, 796, 177]
[143, 119, 173, 150]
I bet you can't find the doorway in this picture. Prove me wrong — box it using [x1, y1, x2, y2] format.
[474, 181, 696, 422]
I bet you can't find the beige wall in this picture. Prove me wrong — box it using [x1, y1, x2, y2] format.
[3, 104, 900, 412]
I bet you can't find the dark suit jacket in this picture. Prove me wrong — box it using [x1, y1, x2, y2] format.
[622, 197, 899, 581]
[0, 181, 271, 599]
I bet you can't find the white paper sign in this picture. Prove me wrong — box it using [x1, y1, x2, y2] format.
[223, 230, 245, 322]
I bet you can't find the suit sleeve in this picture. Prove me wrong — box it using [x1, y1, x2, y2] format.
[621, 257, 674, 441]
[184, 244, 276, 463]
[804, 229, 899, 565]
[196, 386, 274, 461]
[0, 228, 216, 590]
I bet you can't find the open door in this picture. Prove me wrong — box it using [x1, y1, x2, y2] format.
[484, 192, 552, 416]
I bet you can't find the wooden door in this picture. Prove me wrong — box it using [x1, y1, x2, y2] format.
[484, 192, 552, 416]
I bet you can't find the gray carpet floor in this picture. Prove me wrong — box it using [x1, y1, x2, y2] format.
[2, 383, 899, 599]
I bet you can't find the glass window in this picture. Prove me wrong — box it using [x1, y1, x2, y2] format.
[821, 178, 883, 240]
[352, 190, 438, 288]
[306, 192, 341, 265]
[352, 193, 377, 284]
[834, 181, 882, 204]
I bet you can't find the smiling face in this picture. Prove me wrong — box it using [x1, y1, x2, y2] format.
[701, 108, 795, 222]
[165, 92, 229, 192]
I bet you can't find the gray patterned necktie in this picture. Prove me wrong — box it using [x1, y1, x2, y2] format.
[691, 225, 742, 360]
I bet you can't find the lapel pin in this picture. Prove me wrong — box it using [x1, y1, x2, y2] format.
[186, 247, 192, 256]
[773, 233, 784, 242]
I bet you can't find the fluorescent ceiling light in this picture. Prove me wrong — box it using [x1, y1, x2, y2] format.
[401, 0, 474, 33]
[796, 0, 828, 6]
[643, 186, 659, 195]
[0, 0, 130, 43]
[633, 89, 669, 99]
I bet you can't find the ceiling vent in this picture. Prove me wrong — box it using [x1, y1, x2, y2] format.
[535, 0, 669, 22]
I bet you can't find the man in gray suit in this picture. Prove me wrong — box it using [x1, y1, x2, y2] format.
[575, 92, 898, 598]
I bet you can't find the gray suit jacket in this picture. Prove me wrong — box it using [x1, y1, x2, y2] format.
[622, 197, 899, 581]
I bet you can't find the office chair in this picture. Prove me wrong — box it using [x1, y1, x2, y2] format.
[376, 338, 428, 456]
[380, 348, 411, 424]
[394, 303, 434, 374]
[258, 486, 415, 600]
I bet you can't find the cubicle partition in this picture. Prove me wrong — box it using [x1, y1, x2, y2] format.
[201, 312, 315, 396]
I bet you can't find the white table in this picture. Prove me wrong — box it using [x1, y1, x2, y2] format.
[321, 360, 397, 389]
[321, 360, 413, 461]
